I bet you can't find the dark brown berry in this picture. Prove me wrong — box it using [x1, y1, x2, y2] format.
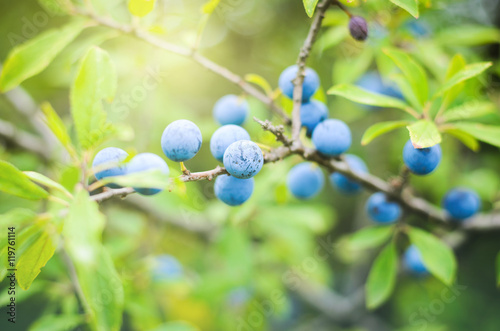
[349, 16, 368, 41]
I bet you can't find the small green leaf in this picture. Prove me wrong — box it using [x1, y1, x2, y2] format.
[0, 20, 86, 92]
[383, 48, 428, 106]
[303, 0, 319, 17]
[348, 225, 395, 250]
[436, 25, 500, 46]
[407, 120, 442, 148]
[97, 169, 170, 191]
[328, 84, 413, 113]
[441, 101, 497, 122]
[70, 46, 117, 150]
[362, 121, 410, 145]
[17, 230, 57, 290]
[388, 73, 422, 111]
[128, 0, 156, 17]
[0, 160, 48, 200]
[443, 128, 480, 151]
[442, 54, 467, 107]
[451, 122, 500, 147]
[40, 102, 78, 159]
[496, 251, 500, 287]
[245, 74, 273, 96]
[366, 241, 398, 309]
[390, 0, 419, 18]
[407, 226, 457, 285]
[24, 171, 73, 199]
[435, 62, 492, 97]
[28, 314, 84, 331]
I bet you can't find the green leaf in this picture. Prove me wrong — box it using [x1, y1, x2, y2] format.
[40, 102, 78, 159]
[442, 54, 466, 98]
[23, 171, 73, 199]
[128, 0, 156, 17]
[496, 251, 500, 287]
[443, 128, 480, 152]
[436, 25, 500, 46]
[362, 121, 410, 145]
[435, 62, 492, 97]
[97, 169, 170, 191]
[0, 160, 48, 200]
[327, 84, 414, 114]
[63, 190, 124, 331]
[70, 46, 117, 150]
[17, 229, 57, 290]
[29, 314, 84, 331]
[366, 241, 398, 309]
[0, 20, 86, 92]
[348, 225, 395, 250]
[303, 0, 319, 17]
[390, 0, 419, 18]
[245, 74, 273, 95]
[407, 120, 442, 148]
[451, 122, 500, 147]
[407, 226, 457, 285]
[388, 73, 422, 111]
[383, 48, 428, 106]
[441, 101, 497, 122]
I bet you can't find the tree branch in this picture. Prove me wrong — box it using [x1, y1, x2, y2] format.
[0, 118, 52, 161]
[72, 8, 291, 124]
[291, 0, 332, 142]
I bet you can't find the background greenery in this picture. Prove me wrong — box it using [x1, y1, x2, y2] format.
[0, 0, 500, 330]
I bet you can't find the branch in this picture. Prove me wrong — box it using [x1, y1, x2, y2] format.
[72, 8, 291, 124]
[64, 5, 500, 232]
[90, 166, 229, 203]
[291, 0, 332, 142]
[253, 117, 292, 146]
[0, 118, 51, 161]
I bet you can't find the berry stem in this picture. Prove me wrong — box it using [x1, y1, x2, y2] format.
[180, 162, 190, 175]
[333, 0, 353, 18]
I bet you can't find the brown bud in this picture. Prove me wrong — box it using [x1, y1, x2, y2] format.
[349, 16, 368, 41]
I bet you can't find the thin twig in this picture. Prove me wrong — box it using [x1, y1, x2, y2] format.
[291, 0, 333, 142]
[0, 118, 52, 161]
[72, 8, 291, 124]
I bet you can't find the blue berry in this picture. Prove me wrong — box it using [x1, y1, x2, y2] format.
[442, 188, 481, 220]
[92, 147, 128, 188]
[403, 245, 428, 275]
[403, 140, 442, 175]
[223, 141, 264, 179]
[214, 174, 254, 206]
[152, 254, 183, 281]
[300, 100, 328, 137]
[210, 125, 250, 162]
[161, 120, 202, 162]
[279, 65, 320, 101]
[312, 119, 352, 157]
[287, 162, 324, 199]
[366, 192, 401, 223]
[126, 153, 169, 196]
[330, 154, 368, 194]
[213, 95, 249, 126]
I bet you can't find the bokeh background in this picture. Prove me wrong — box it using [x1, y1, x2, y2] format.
[1, 0, 500, 330]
